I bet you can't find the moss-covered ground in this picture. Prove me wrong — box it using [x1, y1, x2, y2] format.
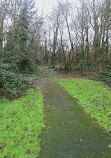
[0, 85, 43, 158]
[39, 79, 111, 158]
[55, 78, 111, 131]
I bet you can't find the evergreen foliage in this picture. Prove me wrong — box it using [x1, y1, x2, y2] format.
[0, 0, 42, 98]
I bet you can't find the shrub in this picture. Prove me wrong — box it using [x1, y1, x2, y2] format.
[89, 71, 111, 87]
[0, 62, 29, 99]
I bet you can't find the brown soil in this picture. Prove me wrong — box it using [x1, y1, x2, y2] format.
[55, 69, 99, 78]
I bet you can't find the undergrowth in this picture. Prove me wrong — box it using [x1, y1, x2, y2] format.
[89, 71, 111, 87]
[0, 66, 55, 99]
[55, 78, 111, 131]
[0, 85, 43, 158]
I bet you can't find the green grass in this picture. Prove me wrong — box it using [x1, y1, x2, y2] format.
[23, 66, 56, 80]
[55, 78, 111, 131]
[0, 85, 43, 158]
[36, 66, 56, 77]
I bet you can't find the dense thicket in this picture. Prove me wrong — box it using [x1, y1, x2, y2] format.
[0, 0, 43, 98]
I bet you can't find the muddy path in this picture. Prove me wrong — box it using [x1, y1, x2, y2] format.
[39, 78, 111, 158]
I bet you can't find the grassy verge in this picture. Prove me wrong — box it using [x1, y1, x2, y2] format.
[55, 78, 111, 131]
[0, 84, 43, 158]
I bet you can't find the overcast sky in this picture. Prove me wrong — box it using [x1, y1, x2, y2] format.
[35, 0, 56, 16]
[35, 0, 75, 17]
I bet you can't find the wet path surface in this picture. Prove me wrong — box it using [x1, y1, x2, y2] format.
[39, 78, 111, 158]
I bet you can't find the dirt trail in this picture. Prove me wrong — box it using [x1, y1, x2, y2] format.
[39, 78, 111, 158]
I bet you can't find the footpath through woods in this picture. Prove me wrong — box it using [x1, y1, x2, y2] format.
[39, 78, 111, 158]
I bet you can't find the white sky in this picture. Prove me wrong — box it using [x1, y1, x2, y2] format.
[35, 0, 75, 17]
[35, 0, 56, 16]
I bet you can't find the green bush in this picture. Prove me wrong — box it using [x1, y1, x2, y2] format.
[89, 71, 111, 87]
[0, 62, 29, 98]
[0, 59, 55, 99]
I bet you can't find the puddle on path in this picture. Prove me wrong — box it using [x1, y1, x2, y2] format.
[39, 79, 111, 158]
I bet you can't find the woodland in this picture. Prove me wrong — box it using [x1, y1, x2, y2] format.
[0, 0, 111, 157]
[0, 0, 111, 98]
